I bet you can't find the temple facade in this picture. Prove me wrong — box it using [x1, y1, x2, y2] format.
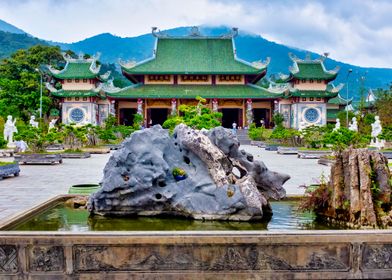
[277, 53, 343, 128]
[46, 54, 112, 125]
[47, 27, 344, 129]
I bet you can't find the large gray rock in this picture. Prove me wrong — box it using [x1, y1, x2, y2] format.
[88, 125, 290, 221]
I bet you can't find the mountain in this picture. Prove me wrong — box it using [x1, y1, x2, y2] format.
[0, 19, 26, 34]
[0, 21, 391, 99]
[0, 30, 48, 59]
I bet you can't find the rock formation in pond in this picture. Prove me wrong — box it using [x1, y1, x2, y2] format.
[311, 148, 392, 228]
[88, 124, 290, 221]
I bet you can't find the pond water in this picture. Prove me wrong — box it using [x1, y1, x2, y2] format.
[9, 201, 343, 231]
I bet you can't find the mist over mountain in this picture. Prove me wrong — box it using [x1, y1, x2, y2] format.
[0, 20, 391, 99]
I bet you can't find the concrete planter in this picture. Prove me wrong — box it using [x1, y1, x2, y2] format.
[68, 184, 100, 195]
[277, 147, 298, 155]
[61, 152, 91, 159]
[318, 158, 336, 166]
[45, 144, 64, 151]
[0, 149, 14, 157]
[0, 162, 20, 180]
[104, 144, 121, 150]
[298, 150, 332, 159]
[265, 144, 279, 151]
[382, 151, 392, 159]
[250, 141, 266, 148]
[14, 153, 63, 164]
[82, 147, 110, 154]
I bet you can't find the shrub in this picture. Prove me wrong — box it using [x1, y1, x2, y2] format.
[322, 127, 368, 151]
[270, 126, 300, 146]
[248, 123, 265, 141]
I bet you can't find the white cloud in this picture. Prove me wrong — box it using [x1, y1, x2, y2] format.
[0, 0, 391, 67]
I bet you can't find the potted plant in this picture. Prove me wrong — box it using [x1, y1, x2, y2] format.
[172, 167, 187, 181]
[0, 161, 20, 179]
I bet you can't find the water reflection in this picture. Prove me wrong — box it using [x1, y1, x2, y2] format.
[10, 201, 343, 231]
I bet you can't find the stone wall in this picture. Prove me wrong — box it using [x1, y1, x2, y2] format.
[1, 231, 392, 279]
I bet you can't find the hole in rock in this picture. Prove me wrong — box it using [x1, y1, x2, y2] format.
[155, 193, 163, 200]
[183, 156, 191, 165]
[232, 167, 242, 178]
[158, 180, 166, 187]
[174, 142, 178, 146]
[179, 148, 182, 152]
[122, 175, 130, 182]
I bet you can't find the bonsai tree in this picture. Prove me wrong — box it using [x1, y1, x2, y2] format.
[163, 96, 222, 132]
[14, 125, 62, 153]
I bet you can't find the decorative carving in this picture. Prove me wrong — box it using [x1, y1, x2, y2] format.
[362, 244, 392, 270]
[211, 246, 258, 270]
[29, 246, 64, 272]
[0, 245, 18, 273]
[304, 252, 347, 270]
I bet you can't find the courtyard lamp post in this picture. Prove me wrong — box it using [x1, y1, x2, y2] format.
[35, 68, 43, 120]
[346, 69, 353, 127]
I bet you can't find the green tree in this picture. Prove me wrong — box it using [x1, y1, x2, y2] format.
[163, 97, 222, 132]
[0, 45, 64, 121]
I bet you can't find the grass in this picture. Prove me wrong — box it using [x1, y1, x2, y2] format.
[298, 147, 332, 151]
[0, 161, 16, 166]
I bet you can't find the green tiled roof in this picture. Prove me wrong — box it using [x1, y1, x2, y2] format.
[106, 84, 282, 99]
[50, 90, 99, 97]
[291, 61, 337, 80]
[122, 38, 266, 75]
[328, 94, 352, 105]
[51, 62, 99, 79]
[327, 109, 340, 120]
[290, 90, 338, 98]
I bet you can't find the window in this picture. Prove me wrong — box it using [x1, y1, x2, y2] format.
[302, 79, 306, 83]
[75, 97, 80, 101]
[317, 80, 322, 83]
[83, 97, 87, 101]
[309, 79, 314, 83]
[70, 108, 85, 123]
[316, 97, 321, 101]
[67, 79, 72, 82]
[67, 97, 72, 101]
[310, 97, 314, 101]
[75, 79, 80, 83]
[83, 79, 87, 83]
[302, 97, 306, 101]
[304, 108, 319, 123]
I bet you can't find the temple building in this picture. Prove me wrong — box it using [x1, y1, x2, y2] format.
[109, 27, 286, 128]
[46, 54, 113, 125]
[277, 53, 343, 128]
[47, 27, 345, 129]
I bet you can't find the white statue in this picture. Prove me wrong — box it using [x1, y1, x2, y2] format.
[348, 117, 358, 132]
[3, 115, 17, 148]
[333, 118, 341, 132]
[15, 140, 28, 152]
[48, 118, 58, 130]
[29, 116, 38, 128]
[298, 121, 307, 138]
[370, 116, 385, 149]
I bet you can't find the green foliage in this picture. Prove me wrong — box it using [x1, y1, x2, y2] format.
[0, 138, 6, 149]
[380, 125, 392, 141]
[248, 123, 266, 141]
[299, 173, 331, 213]
[336, 110, 356, 127]
[375, 87, 392, 126]
[172, 167, 186, 177]
[0, 45, 64, 121]
[301, 125, 330, 148]
[14, 124, 62, 153]
[269, 126, 300, 146]
[163, 97, 222, 132]
[322, 127, 368, 151]
[272, 113, 285, 127]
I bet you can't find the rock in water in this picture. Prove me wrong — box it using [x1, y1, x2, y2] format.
[88, 125, 290, 221]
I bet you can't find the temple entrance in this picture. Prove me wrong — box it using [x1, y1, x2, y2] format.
[119, 108, 137, 126]
[253, 108, 270, 128]
[220, 108, 242, 128]
[148, 108, 169, 127]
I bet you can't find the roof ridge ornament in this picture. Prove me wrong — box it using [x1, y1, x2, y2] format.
[119, 59, 137, 69]
[251, 57, 270, 69]
[152, 27, 169, 38]
[189, 26, 202, 37]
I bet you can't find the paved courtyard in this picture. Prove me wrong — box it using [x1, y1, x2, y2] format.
[0, 145, 330, 227]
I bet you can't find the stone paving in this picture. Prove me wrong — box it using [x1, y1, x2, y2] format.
[0, 145, 331, 226]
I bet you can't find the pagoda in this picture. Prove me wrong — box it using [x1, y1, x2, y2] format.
[277, 53, 343, 128]
[107, 27, 286, 128]
[46, 53, 113, 125]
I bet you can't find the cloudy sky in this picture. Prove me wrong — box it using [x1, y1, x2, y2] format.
[0, 0, 391, 68]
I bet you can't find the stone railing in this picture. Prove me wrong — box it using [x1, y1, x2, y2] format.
[0, 230, 392, 278]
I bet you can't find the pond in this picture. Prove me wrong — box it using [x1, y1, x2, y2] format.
[8, 200, 344, 231]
